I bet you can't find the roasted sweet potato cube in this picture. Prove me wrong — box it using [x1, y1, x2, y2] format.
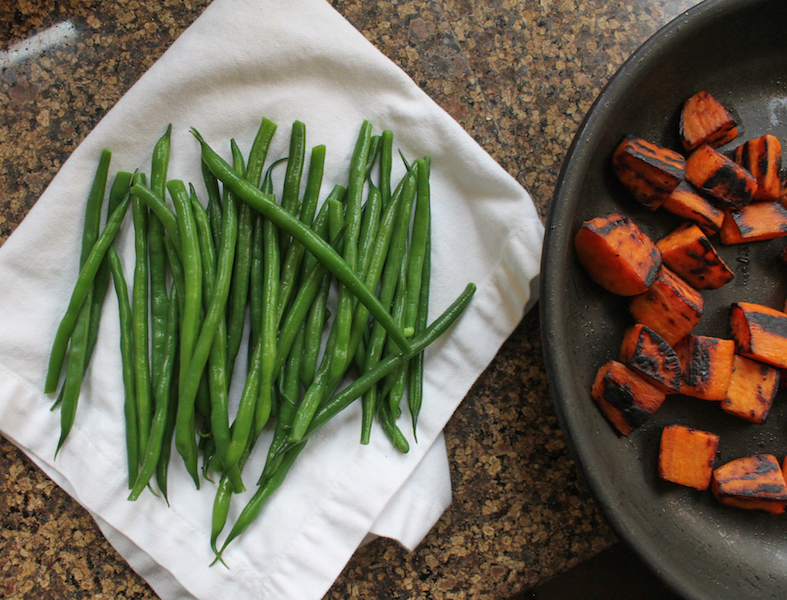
[661, 181, 725, 235]
[629, 266, 704, 346]
[674, 335, 735, 401]
[711, 454, 787, 514]
[722, 355, 780, 424]
[612, 136, 686, 210]
[591, 359, 667, 436]
[730, 301, 787, 369]
[679, 91, 738, 152]
[658, 424, 719, 490]
[657, 222, 734, 290]
[686, 144, 757, 208]
[619, 324, 681, 393]
[574, 213, 662, 296]
[734, 134, 782, 201]
[719, 201, 787, 245]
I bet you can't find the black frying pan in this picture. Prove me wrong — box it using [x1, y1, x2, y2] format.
[541, 0, 787, 598]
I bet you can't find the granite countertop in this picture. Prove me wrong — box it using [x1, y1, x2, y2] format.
[0, 0, 702, 598]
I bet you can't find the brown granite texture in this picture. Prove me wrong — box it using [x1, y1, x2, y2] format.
[0, 0, 701, 598]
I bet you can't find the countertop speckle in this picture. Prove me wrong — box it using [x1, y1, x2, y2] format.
[0, 0, 701, 598]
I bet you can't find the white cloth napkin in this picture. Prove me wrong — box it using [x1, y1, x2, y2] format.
[0, 0, 544, 598]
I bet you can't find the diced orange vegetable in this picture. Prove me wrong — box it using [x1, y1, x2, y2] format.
[674, 334, 735, 401]
[591, 359, 667, 436]
[656, 222, 734, 290]
[612, 136, 686, 210]
[658, 424, 719, 490]
[734, 134, 782, 201]
[679, 91, 738, 152]
[722, 355, 780, 424]
[629, 266, 704, 346]
[618, 324, 681, 393]
[574, 213, 662, 296]
[711, 454, 787, 514]
[661, 181, 725, 235]
[719, 201, 787, 244]
[686, 144, 757, 208]
[730, 301, 787, 369]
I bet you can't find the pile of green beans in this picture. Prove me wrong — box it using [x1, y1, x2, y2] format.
[44, 118, 475, 561]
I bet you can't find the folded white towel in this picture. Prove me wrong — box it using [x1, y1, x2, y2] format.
[0, 0, 543, 598]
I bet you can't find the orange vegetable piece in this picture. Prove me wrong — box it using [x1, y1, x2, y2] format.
[618, 324, 681, 394]
[719, 201, 787, 244]
[711, 454, 787, 514]
[612, 136, 686, 210]
[591, 359, 666, 436]
[686, 144, 757, 208]
[661, 181, 725, 235]
[722, 355, 780, 424]
[629, 266, 704, 346]
[679, 91, 738, 152]
[574, 213, 662, 296]
[674, 334, 735, 401]
[658, 424, 719, 490]
[730, 301, 787, 369]
[656, 222, 734, 290]
[734, 134, 782, 201]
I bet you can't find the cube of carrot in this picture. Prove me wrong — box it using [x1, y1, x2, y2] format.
[686, 144, 757, 208]
[591, 359, 667, 436]
[658, 424, 719, 490]
[574, 213, 662, 296]
[734, 134, 782, 201]
[674, 335, 736, 401]
[656, 222, 734, 290]
[730, 301, 787, 369]
[679, 91, 738, 152]
[722, 355, 780, 423]
[711, 454, 787, 514]
[719, 201, 787, 245]
[661, 181, 725, 235]
[612, 136, 686, 210]
[618, 324, 681, 393]
[629, 266, 704, 346]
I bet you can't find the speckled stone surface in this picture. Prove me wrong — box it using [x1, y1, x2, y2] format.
[0, 0, 701, 598]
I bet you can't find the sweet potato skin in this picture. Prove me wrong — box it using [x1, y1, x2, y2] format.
[719, 201, 787, 245]
[686, 144, 758, 208]
[711, 454, 787, 514]
[722, 354, 780, 424]
[619, 324, 681, 393]
[658, 424, 719, 490]
[674, 335, 736, 401]
[656, 222, 734, 290]
[575, 213, 662, 296]
[679, 91, 738, 152]
[629, 266, 704, 347]
[734, 134, 782, 201]
[730, 301, 787, 369]
[612, 136, 686, 210]
[661, 181, 725, 234]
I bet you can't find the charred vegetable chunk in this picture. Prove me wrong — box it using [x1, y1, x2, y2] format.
[734, 134, 782, 201]
[719, 201, 787, 245]
[574, 212, 662, 296]
[656, 222, 734, 290]
[658, 424, 719, 490]
[686, 144, 757, 208]
[591, 359, 666, 436]
[722, 355, 780, 424]
[618, 324, 681, 394]
[612, 136, 686, 210]
[629, 266, 704, 346]
[679, 91, 738, 152]
[661, 181, 725, 235]
[730, 301, 787, 369]
[711, 454, 787, 514]
[674, 334, 735, 401]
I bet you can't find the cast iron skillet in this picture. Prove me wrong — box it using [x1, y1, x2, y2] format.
[541, 0, 787, 598]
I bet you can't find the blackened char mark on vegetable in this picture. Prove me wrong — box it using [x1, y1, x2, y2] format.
[746, 310, 787, 339]
[682, 338, 715, 387]
[602, 375, 650, 430]
[703, 163, 753, 205]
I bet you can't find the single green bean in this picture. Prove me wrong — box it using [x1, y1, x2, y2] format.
[245, 117, 277, 188]
[203, 158, 223, 252]
[378, 393, 409, 453]
[378, 130, 393, 208]
[127, 183, 182, 258]
[278, 120, 306, 256]
[364, 134, 381, 182]
[81, 149, 112, 266]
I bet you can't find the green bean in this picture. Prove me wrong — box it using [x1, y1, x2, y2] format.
[356, 184, 382, 290]
[156, 358, 179, 505]
[385, 260, 409, 420]
[300, 184, 344, 276]
[364, 134, 381, 182]
[378, 130, 393, 208]
[163, 236, 186, 318]
[405, 158, 431, 331]
[192, 128, 413, 354]
[127, 183, 182, 258]
[278, 121, 306, 254]
[108, 248, 138, 487]
[81, 149, 112, 266]
[129, 284, 179, 501]
[378, 393, 409, 453]
[169, 179, 203, 487]
[202, 158, 223, 252]
[244, 117, 277, 188]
